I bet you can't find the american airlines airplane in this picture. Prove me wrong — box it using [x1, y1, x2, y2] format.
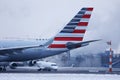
[0, 7, 100, 71]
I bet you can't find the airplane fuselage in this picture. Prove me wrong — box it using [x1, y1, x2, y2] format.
[0, 40, 68, 62]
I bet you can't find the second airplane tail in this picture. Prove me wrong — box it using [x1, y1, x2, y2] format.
[48, 7, 93, 49]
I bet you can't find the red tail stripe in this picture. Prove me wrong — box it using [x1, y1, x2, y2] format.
[87, 8, 93, 11]
[82, 15, 91, 18]
[73, 30, 86, 33]
[77, 22, 88, 26]
[48, 44, 66, 48]
[54, 37, 83, 41]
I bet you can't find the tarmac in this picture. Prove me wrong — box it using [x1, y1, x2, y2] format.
[1, 67, 120, 74]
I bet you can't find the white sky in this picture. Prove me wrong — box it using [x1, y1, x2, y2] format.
[0, 0, 120, 53]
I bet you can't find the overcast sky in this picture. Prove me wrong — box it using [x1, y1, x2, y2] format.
[0, 0, 120, 53]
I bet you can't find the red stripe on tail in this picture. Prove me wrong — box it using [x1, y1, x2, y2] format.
[87, 8, 93, 11]
[73, 30, 86, 33]
[54, 37, 83, 41]
[77, 22, 88, 26]
[82, 15, 91, 18]
[48, 44, 66, 48]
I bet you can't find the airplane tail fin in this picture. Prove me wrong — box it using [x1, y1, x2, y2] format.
[48, 7, 93, 49]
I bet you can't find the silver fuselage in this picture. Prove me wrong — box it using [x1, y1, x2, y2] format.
[0, 40, 68, 62]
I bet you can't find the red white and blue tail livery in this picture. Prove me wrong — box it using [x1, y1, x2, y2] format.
[48, 7, 97, 50]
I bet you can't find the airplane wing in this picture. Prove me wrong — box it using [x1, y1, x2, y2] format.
[0, 38, 53, 55]
[66, 39, 101, 49]
[0, 45, 40, 55]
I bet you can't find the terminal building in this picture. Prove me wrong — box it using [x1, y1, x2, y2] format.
[101, 50, 120, 68]
[47, 50, 120, 68]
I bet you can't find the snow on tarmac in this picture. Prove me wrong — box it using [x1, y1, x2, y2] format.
[0, 73, 120, 80]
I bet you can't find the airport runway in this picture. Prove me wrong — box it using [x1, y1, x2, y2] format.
[1, 67, 120, 80]
[0, 73, 120, 80]
[1, 67, 120, 74]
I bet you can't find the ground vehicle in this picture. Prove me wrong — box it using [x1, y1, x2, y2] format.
[36, 61, 58, 71]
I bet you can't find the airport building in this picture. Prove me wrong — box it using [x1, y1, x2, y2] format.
[47, 50, 120, 68]
[101, 50, 120, 68]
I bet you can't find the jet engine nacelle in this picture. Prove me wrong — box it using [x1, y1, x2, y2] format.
[9, 62, 24, 69]
[28, 60, 37, 66]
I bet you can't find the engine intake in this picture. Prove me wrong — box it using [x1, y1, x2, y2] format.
[9, 62, 24, 69]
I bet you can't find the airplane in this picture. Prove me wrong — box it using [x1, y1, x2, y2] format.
[0, 7, 100, 71]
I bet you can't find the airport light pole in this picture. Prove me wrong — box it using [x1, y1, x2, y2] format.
[107, 41, 112, 72]
[109, 47, 112, 72]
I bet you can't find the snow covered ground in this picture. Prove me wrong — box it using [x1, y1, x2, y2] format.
[0, 73, 120, 80]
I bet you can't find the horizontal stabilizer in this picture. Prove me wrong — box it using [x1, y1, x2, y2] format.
[66, 39, 101, 49]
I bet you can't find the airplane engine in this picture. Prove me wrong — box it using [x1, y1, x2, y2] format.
[28, 60, 37, 66]
[9, 62, 24, 69]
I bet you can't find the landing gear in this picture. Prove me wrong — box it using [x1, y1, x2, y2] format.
[0, 66, 6, 71]
[0, 67, 3, 71]
[38, 68, 42, 71]
[47, 69, 51, 71]
[37, 68, 51, 71]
